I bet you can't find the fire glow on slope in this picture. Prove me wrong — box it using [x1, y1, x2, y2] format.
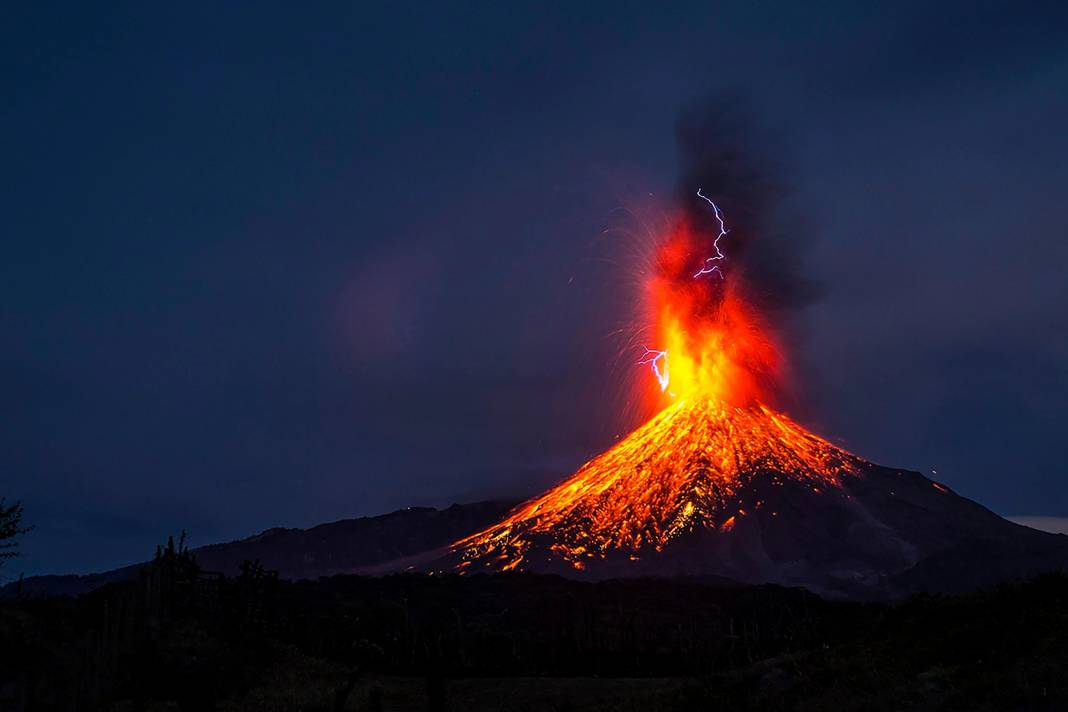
[453, 195, 862, 573]
[456, 399, 859, 571]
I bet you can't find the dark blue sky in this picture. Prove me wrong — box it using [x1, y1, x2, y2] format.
[4, 2, 1067, 577]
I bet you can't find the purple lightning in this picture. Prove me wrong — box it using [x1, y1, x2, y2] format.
[693, 188, 728, 279]
[639, 347, 669, 392]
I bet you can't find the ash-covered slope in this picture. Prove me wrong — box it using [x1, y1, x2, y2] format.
[450, 398, 1068, 598]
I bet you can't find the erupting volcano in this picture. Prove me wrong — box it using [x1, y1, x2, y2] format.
[449, 192, 886, 592]
[443, 111, 1068, 598]
[454, 193, 858, 559]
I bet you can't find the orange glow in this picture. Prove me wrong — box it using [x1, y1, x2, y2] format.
[452, 209, 859, 573]
[454, 398, 859, 571]
[644, 216, 780, 408]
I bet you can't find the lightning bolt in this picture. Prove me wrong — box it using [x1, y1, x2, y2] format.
[639, 347, 670, 392]
[693, 188, 728, 279]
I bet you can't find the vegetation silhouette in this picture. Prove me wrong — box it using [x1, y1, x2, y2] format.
[1, 530, 1067, 710]
[0, 499, 32, 569]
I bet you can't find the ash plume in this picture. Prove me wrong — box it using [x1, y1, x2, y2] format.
[674, 94, 823, 321]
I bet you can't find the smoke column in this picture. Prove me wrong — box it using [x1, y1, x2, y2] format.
[673, 94, 822, 323]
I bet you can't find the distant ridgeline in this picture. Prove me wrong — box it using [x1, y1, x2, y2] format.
[1, 501, 515, 600]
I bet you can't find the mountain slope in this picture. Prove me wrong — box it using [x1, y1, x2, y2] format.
[3, 500, 514, 599]
[449, 398, 1068, 598]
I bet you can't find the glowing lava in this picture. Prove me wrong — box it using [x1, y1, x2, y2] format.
[454, 398, 859, 572]
[453, 192, 861, 574]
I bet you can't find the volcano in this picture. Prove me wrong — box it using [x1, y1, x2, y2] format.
[445, 185, 1068, 598]
[450, 397, 1068, 598]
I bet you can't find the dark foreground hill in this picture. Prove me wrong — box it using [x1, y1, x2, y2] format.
[2, 548, 1067, 711]
[2, 501, 514, 600]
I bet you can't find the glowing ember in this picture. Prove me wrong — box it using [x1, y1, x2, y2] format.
[452, 187, 861, 574]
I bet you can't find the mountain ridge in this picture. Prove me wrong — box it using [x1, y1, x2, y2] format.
[1, 500, 515, 599]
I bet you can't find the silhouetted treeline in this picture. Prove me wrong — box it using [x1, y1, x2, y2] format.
[1, 552, 1067, 710]
[0, 499, 31, 567]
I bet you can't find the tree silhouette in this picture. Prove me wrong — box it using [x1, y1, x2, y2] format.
[0, 499, 32, 567]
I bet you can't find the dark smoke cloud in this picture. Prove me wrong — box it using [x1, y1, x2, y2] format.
[674, 94, 824, 320]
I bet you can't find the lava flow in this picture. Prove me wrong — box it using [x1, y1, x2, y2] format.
[453, 192, 863, 574]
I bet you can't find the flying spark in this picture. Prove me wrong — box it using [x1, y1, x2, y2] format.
[693, 188, 728, 279]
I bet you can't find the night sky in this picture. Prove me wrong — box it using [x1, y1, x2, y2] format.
[5, 2, 1067, 577]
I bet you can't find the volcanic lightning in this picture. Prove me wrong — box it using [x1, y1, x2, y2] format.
[692, 188, 728, 279]
[638, 347, 670, 392]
